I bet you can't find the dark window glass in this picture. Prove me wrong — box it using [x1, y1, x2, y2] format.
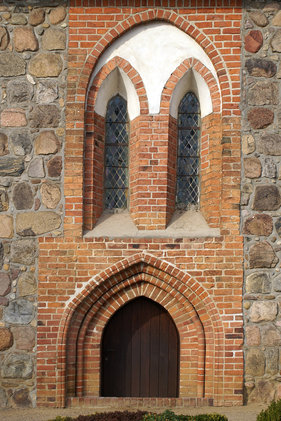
[176, 92, 200, 208]
[104, 95, 128, 209]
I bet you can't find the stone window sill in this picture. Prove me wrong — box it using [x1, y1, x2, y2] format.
[84, 210, 220, 239]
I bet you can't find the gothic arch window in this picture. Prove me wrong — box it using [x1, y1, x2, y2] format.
[104, 94, 129, 210]
[176, 92, 200, 209]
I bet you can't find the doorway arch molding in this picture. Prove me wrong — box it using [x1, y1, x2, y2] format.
[56, 252, 225, 406]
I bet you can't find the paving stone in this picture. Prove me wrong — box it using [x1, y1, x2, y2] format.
[246, 325, 261, 346]
[16, 211, 61, 236]
[11, 239, 36, 265]
[0, 215, 13, 238]
[4, 298, 35, 324]
[14, 26, 38, 52]
[47, 156, 62, 177]
[1, 354, 33, 379]
[36, 81, 58, 104]
[0, 272, 11, 296]
[245, 58, 277, 78]
[257, 133, 281, 155]
[29, 52, 63, 77]
[7, 80, 33, 105]
[29, 8, 45, 26]
[17, 272, 36, 297]
[41, 182, 61, 209]
[0, 26, 9, 50]
[245, 30, 263, 53]
[11, 326, 35, 351]
[1, 108, 27, 127]
[34, 130, 59, 154]
[246, 272, 271, 294]
[248, 108, 274, 129]
[0, 188, 9, 212]
[13, 182, 34, 210]
[28, 157, 45, 178]
[245, 348, 265, 376]
[250, 301, 278, 322]
[244, 157, 261, 178]
[0, 133, 9, 156]
[42, 28, 66, 50]
[248, 81, 278, 106]
[0, 328, 13, 351]
[11, 132, 32, 156]
[262, 326, 281, 346]
[252, 185, 281, 211]
[249, 241, 278, 268]
[30, 105, 60, 128]
[12, 388, 32, 407]
[49, 5, 66, 25]
[249, 11, 268, 27]
[263, 158, 276, 178]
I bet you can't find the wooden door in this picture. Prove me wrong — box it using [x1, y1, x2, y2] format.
[101, 297, 179, 397]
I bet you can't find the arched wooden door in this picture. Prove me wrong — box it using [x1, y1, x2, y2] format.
[101, 297, 179, 397]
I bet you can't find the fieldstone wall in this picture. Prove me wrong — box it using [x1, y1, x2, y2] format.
[242, 0, 281, 404]
[0, 1, 67, 407]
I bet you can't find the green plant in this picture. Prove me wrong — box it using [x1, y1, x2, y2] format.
[257, 399, 281, 421]
[143, 410, 228, 421]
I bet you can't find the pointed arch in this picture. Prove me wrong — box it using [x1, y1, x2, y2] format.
[56, 253, 225, 406]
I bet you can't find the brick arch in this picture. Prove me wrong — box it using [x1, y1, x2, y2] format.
[76, 9, 231, 106]
[84, 56, 149, 230]
[56, 253, 225, 406]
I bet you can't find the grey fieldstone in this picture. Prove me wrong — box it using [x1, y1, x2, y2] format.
[16, 211, 61, 236]
[248, 380, 276, 404]
[262, 326, 281, 346]
[246, 272, 271, 294]
[0, 328, 13, 351]
[248, 108, 274, 129]
[11, 326, 35, 351]
[29, 53, 63, 77]
[245, 58, 277, 78]
[249, 11, 268, 27]
[272, 10, 281, 25]
[11, 132, 32, 156]
[249, 241, 278, 268]
[274, 276, 281, 291]
[0, 388, 7, 408]
[4, 298, 35, 324]
[36, 81, 58, 104]
[242, 134, 255, 154]
[0, 272, 11, 296]
[0, 157, 24, 176]
[10, 14, 27, 25]
[250, 301, 278, 322]
[28, 157, 45, 178]
[266, 348, 279, 375]
[263, 158, 276, 178]
[41, 182, 61, 209]
[0, 215, 13, 238]
[252, 185, 281, 211]
[17, 272, 36, 297]
[244, 157, 261, 178]
[248, 82, 278, 106]
[245, 348, 265, 376]
[12, 388, 32, 407]
[0, 188, 9, 212]
[1, 354, 33, 379]
[34, 130, 59, 154]
[275, 217, 281, 236]
[49, 5, 66, 25]
[257, 134, 281, 155]
[30, 105, 60, 128]
[7, 80, 33, 105]
[0, 26, 9, 50]
[11, 239, 36, 265]
[14, 26, 38, 52]
[271, 30, 281, 52]
[0, 53, 26, 77]
[47, 156, 62, 177]
[263, 2, 280, 12]
[13, 182, 34, 210]
[246, 325, 261, 346]
[29, 8, 45, 26]
[42, 28, 66, 50]
[243, 214, 273, 236]
[0, 133, 8, 156]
